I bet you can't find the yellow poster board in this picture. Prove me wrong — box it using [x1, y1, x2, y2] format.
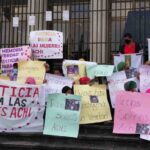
[0, 75, 10, 80]
[74, 85, 112, 124]
[17, 60, 45, 85]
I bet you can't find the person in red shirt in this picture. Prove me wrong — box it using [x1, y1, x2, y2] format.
[119, 33, 141, 54]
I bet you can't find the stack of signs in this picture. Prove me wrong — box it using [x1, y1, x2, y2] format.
[62, 60, 97, 81]
[139, 65, 150, 93]
[74, 85, 112, 124]
[86, 65, 114, 79]
[113, 53, 143, 71]
[17, 61, 45, 85]
[30, 30, 63, 59]
[113, 91, 150, 135]
[45, 74, 73, 94]
[107, 69, 138, 108]
[43, 94, 81, 138]
[1, 46, 31, 74]
[0, 80, 45, 132]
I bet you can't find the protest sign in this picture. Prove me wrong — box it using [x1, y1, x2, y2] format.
[1, 46, 31, 74]
[139, 65, 150, 93]
[114, 53, 142, 71]
[107, 70, 138, 108]
[43, 93, 81, 138]
[74, 85, 112, 124]
[30, 30, 63, 59]
[0, 80, 45, 132]
[45, 73, 73, 94]
[63, 60, 97, 81]
[17, 60, 45, 85]
[113, 91, 150, 134]
[86, 65, 114, 79]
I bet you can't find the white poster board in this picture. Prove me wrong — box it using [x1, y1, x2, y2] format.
[30, 30, 63, 59]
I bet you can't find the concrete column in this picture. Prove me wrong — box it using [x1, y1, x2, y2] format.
[90, 0, 108, 64]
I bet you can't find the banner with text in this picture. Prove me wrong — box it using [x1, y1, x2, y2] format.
[0, 80, 45, 132]
[30, 30, 63, 59]
[113, 91, 150, 134]
[43, 93, 81, 138]
[17, 60, 45, 85]
[74, 85, 112, 124]
[1, 46, 31, 74]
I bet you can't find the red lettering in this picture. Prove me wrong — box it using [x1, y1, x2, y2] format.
[0, 85, 9, 97]
[33, 88, 39, 97]
[11, 86, 17, 97]
[18, 108, 23, 118]
[25, 88, 32, 97]
[18, 88, 25, 97]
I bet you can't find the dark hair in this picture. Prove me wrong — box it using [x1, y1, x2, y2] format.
[124, 33, 132, 39]
[62, 86, 72, 94]
[13, 63, 18, 68]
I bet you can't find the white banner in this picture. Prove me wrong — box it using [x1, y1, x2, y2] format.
[30, 30, 63, 59]
[0, 80, 45, 132]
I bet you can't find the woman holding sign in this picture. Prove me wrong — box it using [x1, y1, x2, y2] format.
[119, 33, 141, 54]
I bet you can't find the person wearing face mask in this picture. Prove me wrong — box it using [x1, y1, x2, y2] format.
[119, 33, 141, 54]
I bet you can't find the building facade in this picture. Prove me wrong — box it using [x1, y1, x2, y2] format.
[0, 0, 150, 63]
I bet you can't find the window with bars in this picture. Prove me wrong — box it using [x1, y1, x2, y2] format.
[0, 0, 150, 63]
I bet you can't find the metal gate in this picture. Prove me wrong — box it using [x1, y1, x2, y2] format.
[0, 0, 150, 63]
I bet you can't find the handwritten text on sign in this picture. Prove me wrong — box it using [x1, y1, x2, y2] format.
[74, 85, 112, 124]
[0, 80, 45, 132]
[30, 30, 63, 59]
[113, 91, 150, 134]
[43, 94, 81, 138]
[1, 46, 31, 74]
[86, 65, 114, 79]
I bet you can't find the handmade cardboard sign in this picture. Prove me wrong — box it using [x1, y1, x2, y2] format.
[43, 93, 81, 138]
[30, 30, 63, 59]
[74, 85, 112, 124]
[139, 65, 150, 93]
[45, 73, 73, 94]
[17, 60, 45, 85]
[0, 80, 45, 132]
[107, 70, 138, 108]
[1, 46, 31, 74]
[62, 60, 97, 81]
[114, 53, 142, 71]
[86, 65, 114, 79]
[113, 91, 150, 134]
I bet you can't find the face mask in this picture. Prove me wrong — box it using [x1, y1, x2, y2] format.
[125, 39, 131, 44]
